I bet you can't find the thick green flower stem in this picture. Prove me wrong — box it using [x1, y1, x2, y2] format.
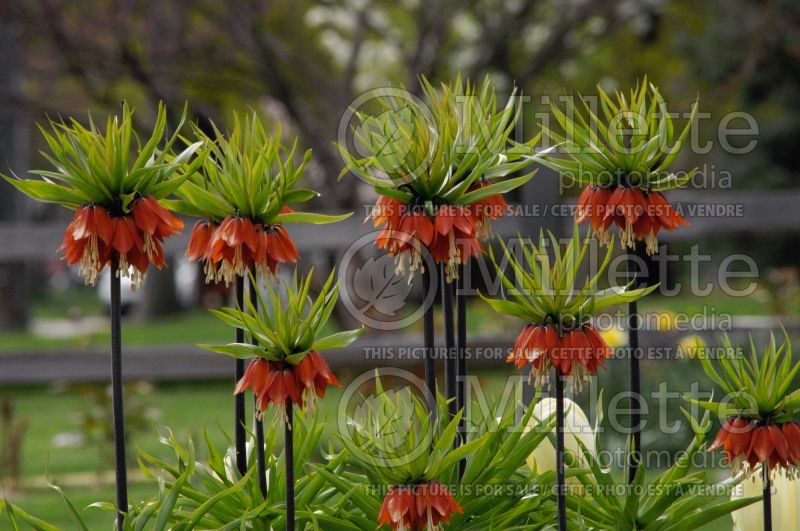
[441, 265, 457, 423]
[234, 276, 247, 477]
[110, 257, 128, 530]
[456, 264, 467, 475]
[554, 367, 567, 531]
[626, 245, 645, 484]
[423, 267, 437, 421]
[250, 279, 267, 498]
[285, 400, 295, 531]
[763, 465, 772, 531]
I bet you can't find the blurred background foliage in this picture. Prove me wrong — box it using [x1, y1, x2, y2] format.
[0, 0, 796, 329]
[0, 1, 798, 526]
[1, 0, 798, 196]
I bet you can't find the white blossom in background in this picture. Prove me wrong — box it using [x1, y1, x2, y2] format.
[526, 398, 596, 477]
[731, 470, 800, 531]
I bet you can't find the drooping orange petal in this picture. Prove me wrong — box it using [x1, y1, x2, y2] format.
[728, 417, 752, 456]
[295, 354, 316, 389]
[186, 221, 214, 260]
[751, 426, 773, 462]
[240, 218, 259, 254]
[543, 324, 559, 356]
[127, 244, 152, 273]
[768, 424, 789, 462]
[268, 370, 288, 404]
[708, 422, 730, 452]
[60, 231, 87, 264]
[146, 197, 184, 237]
[575, 186, 594, 224]
[452, 211, 474, 236]
[285, 370, 302, 405]
[435, 206, 454, 236]
[93, 207, 116, 245]
[70, 206, 93, 240]
[413, 212, 434, 246]
[781, 422, 800, 463]
[277, 227, 299, 262]
[604, 187, 626, 220]
[133, 197, 160, 235]
[587, 187, 612, 230]
[377, 491, 394, 526]
[111, 218, 135, 254]
[255, 364, 277, 402]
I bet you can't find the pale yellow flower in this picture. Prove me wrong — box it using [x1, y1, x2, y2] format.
[652, 309, 678, 331]
[599, 326, 626, 349]
[678, 334, 707, 359]
[526, 398, 596, 479]
[731, 469, 800, 530]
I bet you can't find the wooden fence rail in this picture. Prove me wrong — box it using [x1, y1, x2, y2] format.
[0, 189, 798, 385]
[1, 190, 798, 262]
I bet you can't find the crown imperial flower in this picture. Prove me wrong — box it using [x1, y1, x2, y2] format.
[5, 103, 202, 288]
[541, 79, 698, 254]
[483, 225, 656, 390]
[202, 270, 361, 415]
[172, 112, 349, 284]
[691, 332, 800, 477]
[377, 481, 463, 531]
[709, 417, 800, 476]
[342, 77, 540, 281]
[508, 323, 612, 388]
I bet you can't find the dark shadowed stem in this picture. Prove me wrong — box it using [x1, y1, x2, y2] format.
[254, 398, 267, 497]
[422, 267, 437, 421]
[285, 400, 295, 531]
[522, 369, 535, 407]
[626, 248, 642, 484]
[763, 464, 772, 531]
[109, 258, 128, 530]
[456, 264, 467, 476]
[249, 278, 267, 498]
[441, 265, 456, 421]
[234, 276, 247, 476]
[554, 368, 567, 531]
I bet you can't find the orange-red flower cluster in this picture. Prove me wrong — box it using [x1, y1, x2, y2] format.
[471, 181, 508, 235]
[378, 481, 463, 531]
[234, 352, 340, 416]
[369, 188, 505, 281]
[61, 197, 183, 287]
[186, 211, 299, 285]
[507, 323, 611, 389]
[576, 185, 688, 254]
[709, 417, 800, 476]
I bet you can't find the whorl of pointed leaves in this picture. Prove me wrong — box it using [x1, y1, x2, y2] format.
[540, 79, 698, 254]
[340, 76, 540, 281]
[171, 112, 351, 285]
[569, 409, 760, 529]
[482, 225, 657, 390]
[201, 270, 362, 415]
[689, 332, 800, 477]
[337, 384, 559, 530]
[3, 103, 203, 287]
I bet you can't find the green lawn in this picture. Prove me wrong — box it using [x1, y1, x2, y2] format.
[1, 376, 739, 530]
[0, 281, 783, 353]
[0, 283, 772, 528]
[0, 311, 233, 352]
[8, 381, 234, 479]
[4, 386, 223, 526]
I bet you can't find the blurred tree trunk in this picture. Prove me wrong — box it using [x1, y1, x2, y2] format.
[132, 259, 182, 320]
[0, 18, 30, 331]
